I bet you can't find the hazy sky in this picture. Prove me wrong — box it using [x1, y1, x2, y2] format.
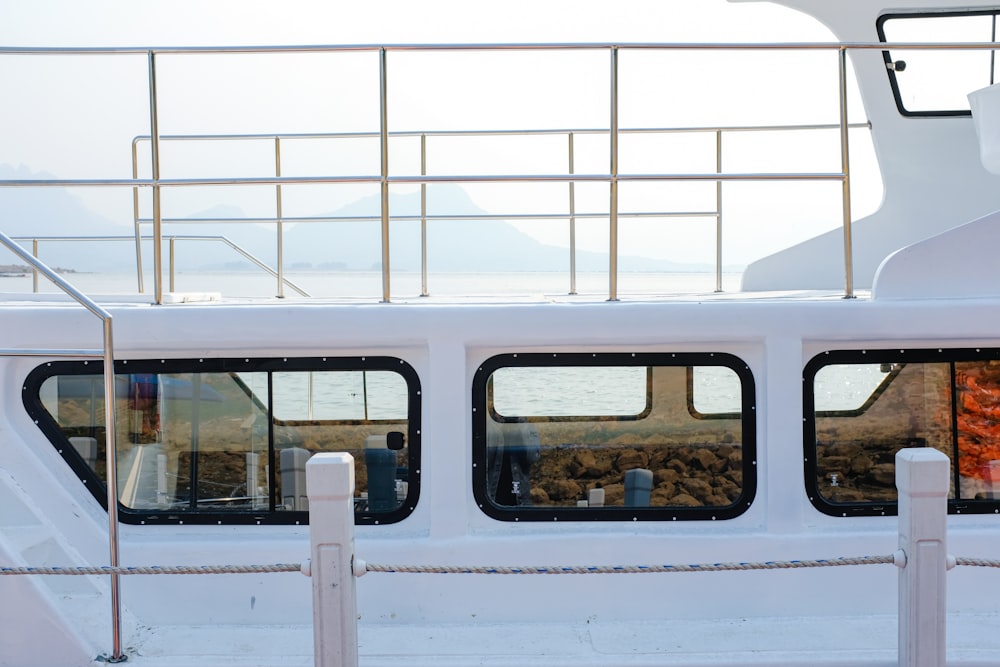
[0, 1, 881, 268]
[0, 1, 826, 47]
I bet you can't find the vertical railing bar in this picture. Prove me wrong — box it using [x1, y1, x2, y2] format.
[991, 14, 997, 86]
[715, 130, 723, 293]
[379, 47, 391, 303]
[102, 320, 123, 663]
[275, 136, 285, 299]
[147, 51, 164, 305]
[32, 239, 39, 293]
[608, 46, 619, 302]
[168, 238, 176, 293]
[308, 372, 314, 421]
[421, 133, 429, 297]
[131, 139, 144, 294]
[568, 132, 577, 295]
[838, 47, 855, 299]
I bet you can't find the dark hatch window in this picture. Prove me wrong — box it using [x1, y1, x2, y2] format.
[23, 357, 421, 525]
[472, 352, 756, 521]
[805, 348, 1000, 516]
[879, 11, 999, 116]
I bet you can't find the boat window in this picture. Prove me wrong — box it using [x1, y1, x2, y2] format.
[472, 353, 756, 521]
[23, 357, 421, 525]
[878, 11, 999, 116]
[805, 348, 1000, 516]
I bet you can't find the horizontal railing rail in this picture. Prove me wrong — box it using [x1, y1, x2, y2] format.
[125, 121, 869, 297]
[0, 42, 917, 301]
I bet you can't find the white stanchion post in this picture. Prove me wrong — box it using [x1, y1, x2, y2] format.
[896, 447, 949, 667]
[306, 453, 359, 667]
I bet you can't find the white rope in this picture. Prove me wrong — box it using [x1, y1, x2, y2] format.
[6, 554, 997, 577]
[362, 555, 895, 574]
[0, 563, 301, 576]
[954, 556, 1000, 568]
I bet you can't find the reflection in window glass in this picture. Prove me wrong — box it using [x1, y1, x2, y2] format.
[28, 359, 420, 525]
[805, 350, 1000, 515]
[474, 353, 756, 521]
[691, 366, 742, 414]
[271, 371, 408, 420]
[813, 363, 892, 412]
[491, 366, 648, 417]
[880, 12, 998, 114]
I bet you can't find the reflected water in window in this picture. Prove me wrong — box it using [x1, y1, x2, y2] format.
[474, 353, 756, 521]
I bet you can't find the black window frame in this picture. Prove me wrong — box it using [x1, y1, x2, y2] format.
[23, 356, 422, 526]
[472, 352, 757, 522]
[804, 347, 1000, 517]
[878, 10, 999, 118]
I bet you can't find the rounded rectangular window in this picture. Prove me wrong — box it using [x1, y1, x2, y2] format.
[23, 357, 421, 525]
[805, 348, 1000, 516]
[472, 352, 757, 521]
[879, 11, 999, 116]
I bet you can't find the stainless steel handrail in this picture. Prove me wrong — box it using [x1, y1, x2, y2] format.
[0, 42, 894, 302]
[0, 231, 123, 662]
[124, 120, 869, 298]
[6, 39, 991, 298]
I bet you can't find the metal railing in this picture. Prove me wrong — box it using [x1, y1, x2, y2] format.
[129, 120, 870, 298]
[5, 41, 1000, 302]
[0, 231, 124, 662]
[1, 42, 889, 303]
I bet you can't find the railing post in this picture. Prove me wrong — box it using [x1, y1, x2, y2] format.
[838, 46, 855, 299]
[568, 131, 577, 295]
[420, 133, 429, 297]
[715, 129, 723, 293]
[895, 447, 949, 667]
[32, 238, 39, 293]
[608, 46, 619, 302]
[147, 50, 164, 305]
[275, 135, 285, 299]
[378, 47, 391, 303]
[306, 453, 359, 667]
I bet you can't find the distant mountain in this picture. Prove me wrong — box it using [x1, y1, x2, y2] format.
[278, 185, 684, 272]
[0, 165, 700, 272]
[0, 164, 130, 270]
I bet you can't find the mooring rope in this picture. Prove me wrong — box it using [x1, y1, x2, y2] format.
[0, 563, 301, 576]
[954, 556, 1000, 568]
[4, 554, 997, 577]
[360, 555, 895, 574]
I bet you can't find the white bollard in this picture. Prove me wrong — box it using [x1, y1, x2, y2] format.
[306, 453, 359, 667]
[895, 448, 949, 667]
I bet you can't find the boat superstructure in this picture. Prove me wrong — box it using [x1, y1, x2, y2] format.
[3, 2, 1000, 666]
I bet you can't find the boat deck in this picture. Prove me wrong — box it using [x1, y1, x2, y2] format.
[126, 613, 1000, 667]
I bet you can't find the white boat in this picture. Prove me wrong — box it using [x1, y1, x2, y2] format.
[4, 1, 1000, 665]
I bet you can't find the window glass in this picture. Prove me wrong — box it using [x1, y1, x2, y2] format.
[26, 358, 420, 525]
[491, 366, 648, 417]
[879, 12, 998, 115]
[690, 365, 742, 414]
[473, 353, 756, 521]
[805, 349, 1000, 515]
[813, 363, 895, 412]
